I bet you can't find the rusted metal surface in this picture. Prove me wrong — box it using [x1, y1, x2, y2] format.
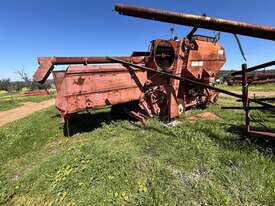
[31, 4, 275, 139]
[33, 56, 142, 84]
[115, 4, 275, 41]
[108, 57, 275, 108]
[52, 64, 147, 122]
[229, 60, 275, 84]
[223, 63, 275, 139]
[33, 35, 226, 123]
[242, 64, 250, 134]
[248, 130, 275, 139]
[24, 90, 50, 96]
[184, 38, 225, 81]
[108, 37, 227, 119]
[228, 74, 275, 85]
[231, 60, 275, 76]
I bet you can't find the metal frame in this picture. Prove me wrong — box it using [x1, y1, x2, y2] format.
[109, 57, 275, 139]
[224, 61, 275, 138]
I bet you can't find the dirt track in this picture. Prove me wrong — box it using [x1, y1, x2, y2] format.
[220, 91, 275, 98]
[0, 99, 55, 127]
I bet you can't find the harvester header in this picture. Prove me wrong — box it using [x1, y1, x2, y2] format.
[115, 4, 275, 41]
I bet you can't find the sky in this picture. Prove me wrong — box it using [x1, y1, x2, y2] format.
[0, 0, 274, 81]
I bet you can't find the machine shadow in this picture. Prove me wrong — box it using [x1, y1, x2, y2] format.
[62, 109, 275, 154]
[124, 120, 275, 155]
[63, 109, 131, 136]
[121, 121, 178, 138]
[216, 123, 275, 154]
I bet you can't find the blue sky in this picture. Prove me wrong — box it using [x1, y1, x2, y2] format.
[0, 0, 274, 80]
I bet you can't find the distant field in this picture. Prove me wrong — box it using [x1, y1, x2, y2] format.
[0, 91, 55, 112]
[217, 83, 275, 92]
[0, 95, 274, 205]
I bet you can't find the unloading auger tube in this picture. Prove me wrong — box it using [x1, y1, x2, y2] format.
[115, 4, 275, 41]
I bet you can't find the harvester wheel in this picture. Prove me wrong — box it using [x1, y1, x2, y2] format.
[177, 99, 185, 115]
[178, 104, 185, 115]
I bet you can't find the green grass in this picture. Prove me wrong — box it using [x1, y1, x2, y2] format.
[0, 92, 54, 111]
[217, 83, 275, 92]
[0, 101, 22, 111]
[0, 96, 274, 205]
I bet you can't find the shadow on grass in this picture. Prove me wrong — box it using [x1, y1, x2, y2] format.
[63, 109, 132, 137]
[59, 107, 275, 154]
[62, 109, 175, 138]
[200, 122, 275, 154]
[121, 121, 178, 138]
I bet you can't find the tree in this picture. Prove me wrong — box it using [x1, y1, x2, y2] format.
[16, 67, 31, 89]
[0, 79, 11, 92]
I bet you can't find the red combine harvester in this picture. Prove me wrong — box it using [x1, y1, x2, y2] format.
[34, 38, 225, 123]
[33, 4, 275, 134]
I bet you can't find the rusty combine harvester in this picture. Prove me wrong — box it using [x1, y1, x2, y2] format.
[33, 4, 275, 136]
[34, 39, 225, 123]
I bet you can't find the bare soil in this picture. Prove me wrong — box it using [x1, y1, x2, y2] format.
[220, 91, 275, 98]
[0, 99, 55, 127]
[188, 112, 222, 122]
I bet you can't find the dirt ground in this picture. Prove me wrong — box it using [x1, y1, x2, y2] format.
[0, 99, 55, 127]
[220, 91, 275, 98]
[188, 112, 222, 122]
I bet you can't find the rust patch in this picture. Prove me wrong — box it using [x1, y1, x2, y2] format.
[74, 77, 85, 86]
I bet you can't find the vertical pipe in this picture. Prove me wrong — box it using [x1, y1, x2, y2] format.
[242, 64, 250, 134]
